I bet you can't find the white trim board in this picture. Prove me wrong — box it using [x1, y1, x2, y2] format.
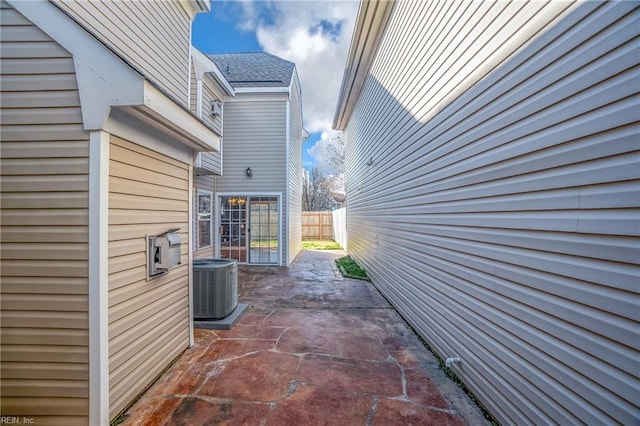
[88, 131, 110, 425]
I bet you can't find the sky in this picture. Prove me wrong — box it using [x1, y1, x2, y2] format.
[192, 0, 359, 171]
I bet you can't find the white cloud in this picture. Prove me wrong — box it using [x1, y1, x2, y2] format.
[307, 129, 344, 174]
[234, 1, 359, 133]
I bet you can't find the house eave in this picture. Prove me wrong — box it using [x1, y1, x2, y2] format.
[120, 80, 221, 152]
[179, 0, 211, 18]
[7, 0, 221, 155]
[333, 0, 395, 130]
[191, 46, 236, 97]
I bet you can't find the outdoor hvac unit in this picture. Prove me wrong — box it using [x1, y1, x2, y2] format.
[193, 259, 238, 320]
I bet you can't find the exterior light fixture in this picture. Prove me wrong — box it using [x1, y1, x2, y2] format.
[365, 157, 374, 166]
[245, 167, 252, 178]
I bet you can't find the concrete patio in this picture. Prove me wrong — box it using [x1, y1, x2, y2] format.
[121, 250, 487, 425]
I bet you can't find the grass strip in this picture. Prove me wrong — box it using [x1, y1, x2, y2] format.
[302, 240, 342, 250]
[335, 256, 370, 281]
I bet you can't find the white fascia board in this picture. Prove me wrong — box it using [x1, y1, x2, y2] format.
[233, 86, 291, 94]
[224, 92, 289, 104]
[9, 0, 220, 153]
[128, 81, 221, 152]
[333, 0, 395, 130]
[191, 46, 235, 96]
[179, 0, 211, 18]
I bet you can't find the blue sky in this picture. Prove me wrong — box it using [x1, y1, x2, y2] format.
[191, 1, 359, 171]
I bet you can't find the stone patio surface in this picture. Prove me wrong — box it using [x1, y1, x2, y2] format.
[122, 250, 487, 426]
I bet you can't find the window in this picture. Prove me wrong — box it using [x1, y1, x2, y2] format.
[197, 190, 212, 249]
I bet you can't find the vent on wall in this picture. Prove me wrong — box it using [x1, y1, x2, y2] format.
[211, 100, 222, 117]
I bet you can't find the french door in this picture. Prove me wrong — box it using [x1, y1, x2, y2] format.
[218, 195, 280, 265]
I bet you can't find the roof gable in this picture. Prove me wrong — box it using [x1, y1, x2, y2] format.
[208, 52, 295, 88]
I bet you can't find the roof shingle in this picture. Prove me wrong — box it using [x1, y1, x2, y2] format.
[208, 52, 295, 88]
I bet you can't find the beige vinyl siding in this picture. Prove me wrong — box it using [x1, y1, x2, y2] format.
[343, 1, 639, 424]
[0, 2, 90, 424]
[54, 0, 191, 106]
[287, 78, 304, 264]
[216, 97, 288, 261]
[108, 136, 190, 419]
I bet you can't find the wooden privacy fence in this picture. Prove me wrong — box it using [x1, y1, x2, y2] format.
[302, 211, 333, 239]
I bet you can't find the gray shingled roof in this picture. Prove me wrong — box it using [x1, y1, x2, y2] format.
[208, 52, 295, 88]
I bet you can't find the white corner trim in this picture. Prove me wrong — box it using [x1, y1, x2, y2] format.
[188, 166, 195, 347]
[278, 194, 284, 267]
[187, 26, 193, 106]
[196, 79, 203, 118]
[285, 99, 291, 266]
[88, 130, 109, 426]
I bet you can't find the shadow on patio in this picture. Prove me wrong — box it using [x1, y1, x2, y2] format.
[121, 250, 487, 425]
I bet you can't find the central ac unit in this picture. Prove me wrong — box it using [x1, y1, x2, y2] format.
[193, 259, 238, 319]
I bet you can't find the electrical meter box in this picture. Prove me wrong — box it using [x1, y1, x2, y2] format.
[148, 229, 181, 276]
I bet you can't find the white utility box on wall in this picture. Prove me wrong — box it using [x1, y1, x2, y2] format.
[148, 229, 181, 277]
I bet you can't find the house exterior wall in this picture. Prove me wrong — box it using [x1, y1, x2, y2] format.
[215, 95, 289, 263]
[193, 179, 215, 260]
[340, 1, 639, 424]
[53, 0, 192, 106]
[198, 74, 224, 173]
[108, 135, 191, 419]
[0, 2, 90, 423]
[193, 71, 225, 259]
[190, 63, 197, 112]
[287, 78, 304, 264]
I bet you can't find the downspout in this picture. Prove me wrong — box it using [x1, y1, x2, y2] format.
[196, 78, 203, 118]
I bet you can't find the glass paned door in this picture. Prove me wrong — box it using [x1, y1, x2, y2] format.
[249, 196, 279, 264]
[219, 196, 247, 263]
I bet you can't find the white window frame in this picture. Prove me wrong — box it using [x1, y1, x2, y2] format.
[196, 189, 213, 250]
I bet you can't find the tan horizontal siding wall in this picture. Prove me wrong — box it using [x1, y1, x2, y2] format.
[54, 0, 190, 106]
[0, 2, 90, 424]
[344, 1, 639, 424]
[287, 78, 303, 264]
[216, 97, 288, 262]
[108, 136, 190, 419]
